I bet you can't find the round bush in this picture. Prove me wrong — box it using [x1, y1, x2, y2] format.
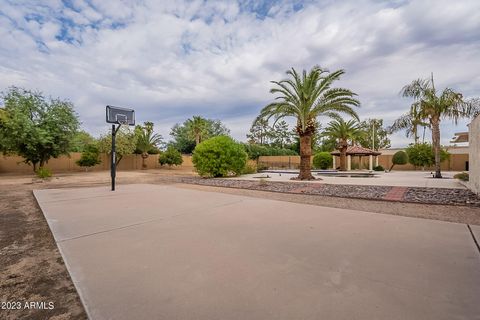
[159, 146, 183, 166]
[192, 136, 247, 177]
[390, 150, 408, 171]
[373, 165, 384, 171]
[312, 152, 333, 169]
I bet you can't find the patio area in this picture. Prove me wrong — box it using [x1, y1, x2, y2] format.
[239, 170, 466, 189]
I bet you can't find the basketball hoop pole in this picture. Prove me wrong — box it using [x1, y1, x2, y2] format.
[111, 124, 122, 191]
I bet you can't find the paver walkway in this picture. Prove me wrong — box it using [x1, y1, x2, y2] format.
[34, 184, 480, 320]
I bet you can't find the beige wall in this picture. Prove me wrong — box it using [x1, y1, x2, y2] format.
[469, 116, 480, 194]
[257, 146, 469, 171]
[0, 153, 195, 174]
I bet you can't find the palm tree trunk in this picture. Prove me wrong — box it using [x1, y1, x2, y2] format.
[141, 153, 148, 169]
[339, 140, 348, 171]
[195, 135, 200, 146]
[431, 118, 442, 178]
[298, 133, 314, 180]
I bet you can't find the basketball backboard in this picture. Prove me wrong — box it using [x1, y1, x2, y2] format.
[106, 105, 135, 125]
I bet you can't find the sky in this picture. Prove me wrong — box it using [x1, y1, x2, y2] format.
[0, 0, 479, 147]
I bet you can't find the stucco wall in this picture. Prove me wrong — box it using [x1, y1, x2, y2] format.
[469, 115, 480, 194]
[0, 153, 195, 174]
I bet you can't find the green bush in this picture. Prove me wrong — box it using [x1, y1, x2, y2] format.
[193, 136, 247, 177]
[390, 151, 408, 171]
[405, 143, 450, 168]
[159, 147, 183, 166]
[373, 165, 384, 171]
[454, 172, 469, 181]
[243, 143, 297, 160]
[242, 163, 257, 174]
[257, 163, 269, 171]
[312, 152, 333, 169]
[36, 167, 52, 179]
[76, 144, 101, 170]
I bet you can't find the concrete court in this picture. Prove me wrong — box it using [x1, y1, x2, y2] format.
[34, 184, 480, 320]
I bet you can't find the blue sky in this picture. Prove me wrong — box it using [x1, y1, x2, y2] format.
[0, 0, 479, 147]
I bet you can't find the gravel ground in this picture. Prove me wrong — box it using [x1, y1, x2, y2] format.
[178, 177, 480, 207]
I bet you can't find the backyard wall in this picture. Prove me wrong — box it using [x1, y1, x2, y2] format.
[0, 153, 195, 174]
[257, 146, 469, 171]
[469, 115, 480, 194]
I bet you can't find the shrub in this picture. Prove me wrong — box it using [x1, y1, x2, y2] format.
[159, 147, 183, 166]
[312, 152, 333, 169]
[36, 167, 52, 179]
[405, 143, 450, 168]
[390, 151, 408, 171]
[454, 172, 469, 181]
[257, 163, 269, 171]
[243, 143, 297, 160]
[373, 165, 384, 171]
[192, 136, 247, 177]
[76, 144, 101, 170]
[242, 163, 257, 174]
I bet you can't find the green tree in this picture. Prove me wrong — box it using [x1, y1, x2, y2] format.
[170, 117, 230, 153]
[192, 136, 247, 177]
[388, 103, 429, 145]
[357, 118, 391, 150]
[258, 66, 360, 179]
[98, 127, 137, 165]
[390, 151, 408, 171]
[271, 120, 293, 148]
[76, 144, 101, 171]
[134, 121, 163, 169]
[313, 152, 333, 169]
[401, 74, 477, 178]
[186, 116, 209, 146]
[159, 146, 183, 167]
[246, 116, 272, 145]
[405, 143, 450, 168]
[322, 118, 363, 171]
[69, 130, 96, 152]
[0, 87, 79, 171]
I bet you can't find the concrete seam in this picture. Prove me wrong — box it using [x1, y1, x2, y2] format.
[467, 224, 480, 255]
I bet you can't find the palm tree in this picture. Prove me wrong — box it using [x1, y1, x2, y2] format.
[322, 118, 363, 171]
[388, 102, 429, 144]
[136, 122, 163, 169]
[186, 116, 209, 146]
[401, 74, 475, 178]
[259, 66, 360, 180]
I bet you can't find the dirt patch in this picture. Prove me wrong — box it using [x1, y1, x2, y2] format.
[0, 186, 87, 320]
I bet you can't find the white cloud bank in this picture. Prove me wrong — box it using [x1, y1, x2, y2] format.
[0, 0, 479, 146]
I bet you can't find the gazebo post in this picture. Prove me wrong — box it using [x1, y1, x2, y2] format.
[375, 155, 379, 167]
[369, 155, 373, 171]
[332, 156, 336, 170]
[347, 155, 352, 171]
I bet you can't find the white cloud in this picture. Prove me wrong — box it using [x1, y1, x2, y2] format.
[0, 0, 479, 147]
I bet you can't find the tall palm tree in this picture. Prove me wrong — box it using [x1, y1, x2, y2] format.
[186, 116, 209, 146]
[322, 118, 363, 171]
[401, 74, 475, 178]
[388, 102, 429, 144]
[136, 122, 163, 169]
[259, 66, 360, 180]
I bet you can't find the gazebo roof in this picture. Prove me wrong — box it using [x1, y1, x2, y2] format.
[330, 145, 381, 156]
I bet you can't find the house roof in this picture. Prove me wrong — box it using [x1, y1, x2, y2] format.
[450, 132, 468, 143]
[330, 145, 382, 156]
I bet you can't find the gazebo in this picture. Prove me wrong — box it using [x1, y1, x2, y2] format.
[330, 145, 382, 171]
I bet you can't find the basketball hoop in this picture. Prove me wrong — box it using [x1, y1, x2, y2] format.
[106, 105, 136, 191]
